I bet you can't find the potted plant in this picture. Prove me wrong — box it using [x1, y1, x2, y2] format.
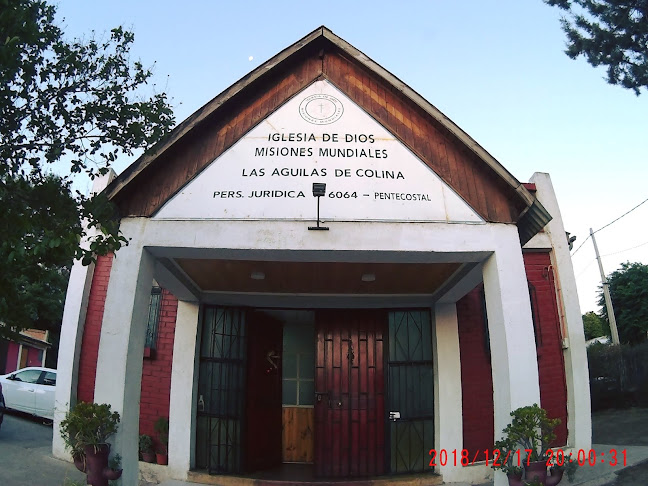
[492, 404, 574, 486]
[139, 434, 156, 463]
[59, 402, 122, 486]
[154, 416, 169, 465]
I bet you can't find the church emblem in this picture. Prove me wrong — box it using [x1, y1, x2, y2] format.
[299, 93, 344, 125]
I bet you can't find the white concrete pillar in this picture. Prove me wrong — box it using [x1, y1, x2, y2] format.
[531, 172, 591, 451]
[168, 301, 200, 479]
[52, 258, 96, 459]
[433, 303, 466, 482]
[53, 170, 116, 460]
[93, 219, 153, 486]
[482, 225, 541, 486]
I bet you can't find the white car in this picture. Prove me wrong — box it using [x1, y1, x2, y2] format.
[0, 367, 56, 420]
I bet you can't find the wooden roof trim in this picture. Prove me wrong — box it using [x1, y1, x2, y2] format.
[319, 27, 535, 208]
[105, 27, 327, 201]
[105, 26, 550, 241]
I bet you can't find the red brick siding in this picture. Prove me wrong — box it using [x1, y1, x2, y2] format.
[457, 286, 494, 461]
[77, 254, 114, 403]
[523, 252, 568, 446]
[139, 289, 178, 452]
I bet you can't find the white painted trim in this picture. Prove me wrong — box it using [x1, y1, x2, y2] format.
[52, 170, 116, 460]
[482, 225, 541, 486]
[433, 303, 472, 482]
[94, 219, 155, 486]
[530, 172, 591, 451]
[168, 301, 200, 479]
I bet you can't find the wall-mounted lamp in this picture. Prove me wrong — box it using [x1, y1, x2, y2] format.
[361, 273, 376, 282]
[250, 271, 265, 280]
[308, 182, 329, 231]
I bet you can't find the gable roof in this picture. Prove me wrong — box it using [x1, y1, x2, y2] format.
[105, 26, 550, 244]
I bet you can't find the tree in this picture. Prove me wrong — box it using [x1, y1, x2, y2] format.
[544, 0, 648, 94]
[582, 310, 606, 340]
[0, 0, 175, 337]
[598, 262, 648, 344]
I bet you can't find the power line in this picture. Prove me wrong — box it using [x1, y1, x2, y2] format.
[571, 196, 648, 257]
[571, 234, 591, 257]
[601, 239, 648, 258]
[593, 196, 648, 234]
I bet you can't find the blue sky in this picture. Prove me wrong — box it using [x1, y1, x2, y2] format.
[55, 0, 648, 314]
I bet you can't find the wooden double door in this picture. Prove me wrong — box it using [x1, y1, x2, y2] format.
[198, 307, 432, 478]
[314, 309, 386, 477]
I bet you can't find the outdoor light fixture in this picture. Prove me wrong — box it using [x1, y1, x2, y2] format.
[308, 182, 329, 231]
[250, 271, 265, 280]
[361, 273, 376, 282]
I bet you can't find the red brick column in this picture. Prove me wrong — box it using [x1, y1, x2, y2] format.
[77, 254, 114, 403]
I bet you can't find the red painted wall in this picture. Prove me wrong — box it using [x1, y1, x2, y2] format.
[458, 251, 569, 458]
[77, 254, 114, 403]
[139, 289, 178, 452]
[457, 286, 494, 461]
[5, 342, 19, 373]
[523, 252, 568, 446]
[27, 346, 43, 367]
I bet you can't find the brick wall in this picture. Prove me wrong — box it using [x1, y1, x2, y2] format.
[457, 251, 569, 457]
[457, 286, 494, 461]
[139, 289, 178, 452]
[77, 254, 114, 403]
[523, 251, 568, 446]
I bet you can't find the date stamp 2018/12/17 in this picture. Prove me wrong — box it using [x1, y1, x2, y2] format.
[428, 449, 627, 468]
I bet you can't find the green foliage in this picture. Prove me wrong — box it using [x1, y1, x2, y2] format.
[0, 0, 174, 336]
[582, 311, 606, 340]
[139, 434, 153, 453]
[492, 404, 560, 472]
[59, 402, 120, 454]
[154, 416, 169, 453]
[598, 262, 648, 344]
[588, 341, 648, 409]
[544, 0, 648, 94]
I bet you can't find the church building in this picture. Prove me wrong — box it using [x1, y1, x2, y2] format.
[53, 27, 590, 486]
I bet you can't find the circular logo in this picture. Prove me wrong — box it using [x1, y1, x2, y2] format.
[299, 94, 344, 125]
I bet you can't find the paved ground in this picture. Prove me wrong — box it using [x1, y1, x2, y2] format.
[0, 412, 86, 486]
[591, 407, 648, 486]
[0, 407, 647, 485]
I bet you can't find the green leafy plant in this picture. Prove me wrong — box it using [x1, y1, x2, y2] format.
[492, 403, 561, 478]
[59, 402, 120, 454]
[108, 453, 121, 470]
[154, 417, 169, 454]
[139, 434, 153, 453]
[551, 453, 579, 483]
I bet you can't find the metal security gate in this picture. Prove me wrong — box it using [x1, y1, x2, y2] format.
[196, 307, 247, 473]
[387, 310, 434, 473]
[314, 309, 386, 477]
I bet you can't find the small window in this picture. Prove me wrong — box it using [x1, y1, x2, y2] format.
[145, 287, 162, 350]
[13, 369, 42, 384]
[42, 371, 56, 386]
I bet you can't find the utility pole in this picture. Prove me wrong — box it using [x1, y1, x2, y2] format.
[590, 228, 620, 345]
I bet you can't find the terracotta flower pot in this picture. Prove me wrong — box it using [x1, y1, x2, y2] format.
[103, 467, 123, 480]
[506, 470, 523, 486]
[546, 467, 565, 486]
[73, 454, 87, 473]
[141, 451, 156, 463]
[525, 460, 548, 484]
[156, 452, 168, 465]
